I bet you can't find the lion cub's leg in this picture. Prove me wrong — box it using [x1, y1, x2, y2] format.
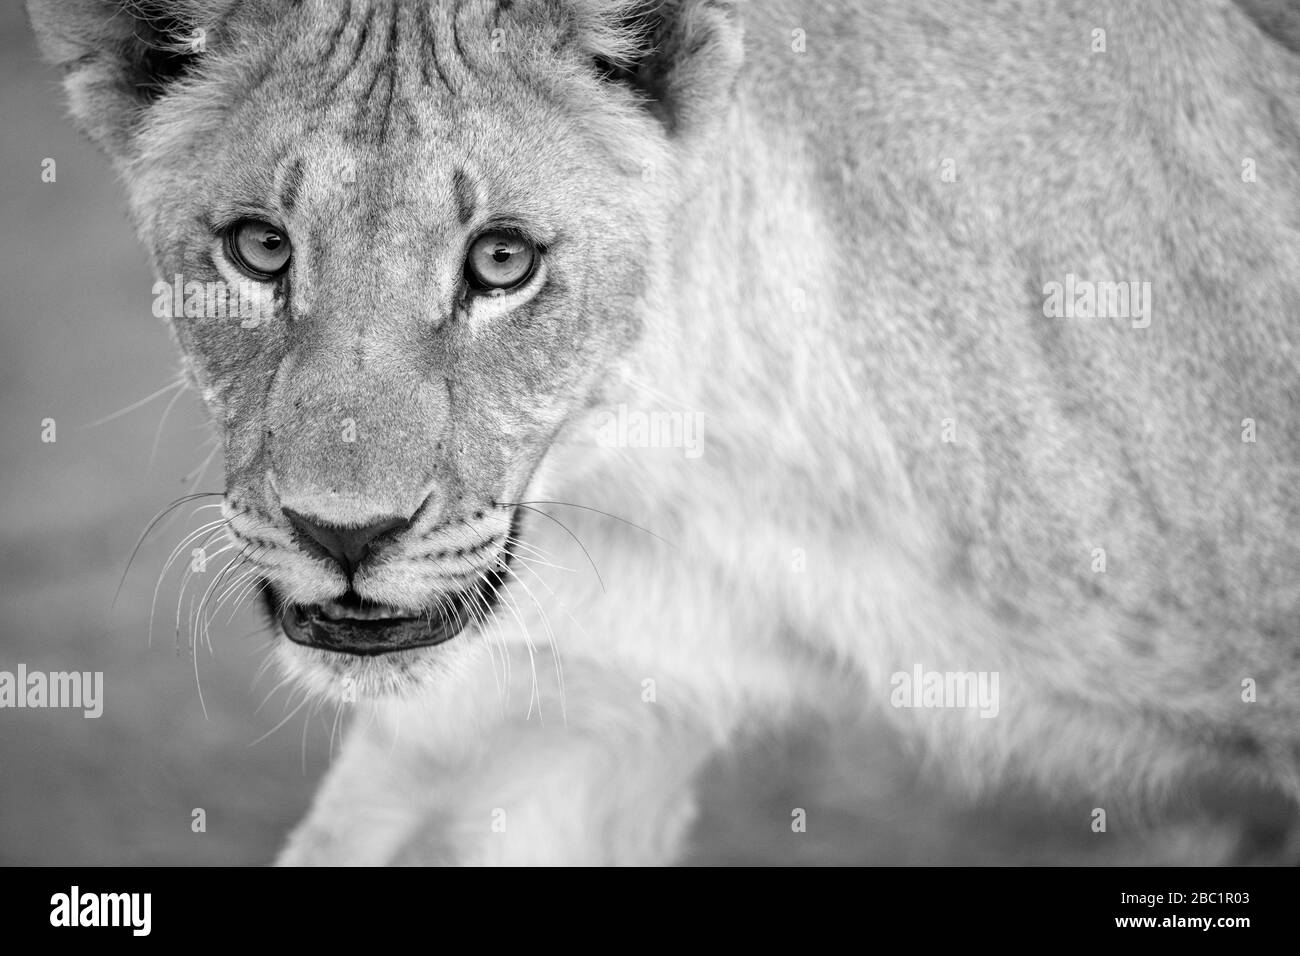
[275, 713, 422, 866]
[277, 648, 729, 866]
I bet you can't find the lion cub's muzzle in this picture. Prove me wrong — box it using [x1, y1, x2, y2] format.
[262, 500, 520, 657]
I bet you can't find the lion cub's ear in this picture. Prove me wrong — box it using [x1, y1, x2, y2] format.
[25, 0, 218, 158]
[589, 0, 744, 140]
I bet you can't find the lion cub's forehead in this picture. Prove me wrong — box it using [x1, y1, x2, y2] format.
[227, 0, 612, 114]
[173, 0, 619, 208]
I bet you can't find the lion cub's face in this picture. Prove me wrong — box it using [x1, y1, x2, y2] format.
[130, 3, 670, 691]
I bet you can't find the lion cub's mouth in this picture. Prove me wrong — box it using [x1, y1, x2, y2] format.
[267, 564, 510, 657]
[278, 594, 467, 656]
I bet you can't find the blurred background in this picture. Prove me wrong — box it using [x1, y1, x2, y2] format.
[0, 5, 330, 864]
[2, 2, 1292, 866]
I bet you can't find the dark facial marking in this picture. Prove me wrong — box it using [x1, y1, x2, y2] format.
[416, 0, 455, 93]
[452, 0, 473, 75]
[452, 167, 476, 225]
[355, 1, 402, 142]
[319, 0, 354, 62]
[278, 157, 305, 212]
[376, 2, 401, 142]
[323, 2, 376, 100]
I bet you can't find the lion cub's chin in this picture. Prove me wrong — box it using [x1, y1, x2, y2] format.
[270, 628, 483, 703]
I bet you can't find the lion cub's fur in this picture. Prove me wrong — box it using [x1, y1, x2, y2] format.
[29, 0, 1300, 863]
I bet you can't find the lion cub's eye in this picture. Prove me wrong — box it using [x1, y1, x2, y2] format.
[225, 218, 292, 279]
[464, 231, 537, 292]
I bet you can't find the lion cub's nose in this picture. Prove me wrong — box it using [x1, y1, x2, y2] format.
[283, 508, 410, 576]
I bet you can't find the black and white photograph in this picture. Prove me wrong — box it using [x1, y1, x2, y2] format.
[1, 0, 1297, 903]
